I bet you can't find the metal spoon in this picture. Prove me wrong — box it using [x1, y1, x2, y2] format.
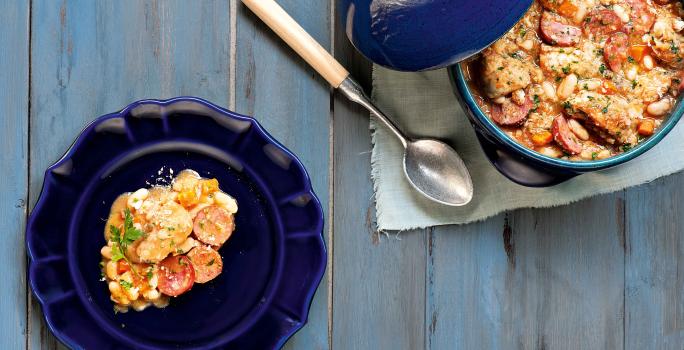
[242, 0, 473, 206]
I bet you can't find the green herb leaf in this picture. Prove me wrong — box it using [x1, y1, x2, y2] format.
[207, 259, 215, 267]
[110, 244, 124, 262]
[119, 280, 133, 291]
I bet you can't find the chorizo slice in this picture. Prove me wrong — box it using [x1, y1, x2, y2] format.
[187, 245, 223, 283]
[583, 9, 624, 38]
[604, 32, 630, 72]
[193, 205, 235, 247]
[540, 12, 581, 47]
[552, 115, 583, 155]
[624, 0, 655, 35]
[489, 97, 534, 126]
[157, 255, 195, 297]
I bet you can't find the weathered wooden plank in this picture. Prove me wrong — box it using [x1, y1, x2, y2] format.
[0, 1, 29, 349]
[625, 174, 684, 350]
[29, 1, 231, 348]
[330, 11, 427, 350]
[235, 1, 331, 348]
[429, 195, 625, 349]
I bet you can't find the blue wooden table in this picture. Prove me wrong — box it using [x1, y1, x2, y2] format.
[3, 1, 684, 349]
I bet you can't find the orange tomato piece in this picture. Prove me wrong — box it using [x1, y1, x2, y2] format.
[638, 119, 655, 136]
[200, 178, 219, 194]
[117, 260, 131, 274]
[557, 1, 577, 18]
[178, 189, 200, 207]
[629, 45, 649, 62]
[531, 131, 553, 146]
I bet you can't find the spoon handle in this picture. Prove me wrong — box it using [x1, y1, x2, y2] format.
[241, 0, 410, 146]
[241, 0, 349, 88]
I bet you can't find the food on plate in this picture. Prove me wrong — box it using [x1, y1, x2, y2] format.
[100, 169, 238, 312]
[464, 0, 684, 160]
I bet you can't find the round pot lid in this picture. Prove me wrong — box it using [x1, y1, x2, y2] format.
[340, 0, 534, 71]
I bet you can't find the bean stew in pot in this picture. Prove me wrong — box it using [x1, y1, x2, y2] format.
[463, 0, 684, 161]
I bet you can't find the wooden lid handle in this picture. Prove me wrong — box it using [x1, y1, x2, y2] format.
[241, 0, 349, 88]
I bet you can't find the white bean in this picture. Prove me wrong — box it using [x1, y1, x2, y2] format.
[573, 5, 587, 24]
[613, 5, 630, 23]
[643, 55, 654, 70]
[214, 191, 238, 214]
[579, 79, 601, 91]
[493, 96, 506, 104]
[675, 19, 684, 32]
[127, 188, 149, 210]
[626, 66, 638, 81]
[542, 81, 556, 100]
[597, 150, 611, 159]
[512, 89, 526, 105]
[106, 261, 118, 280]
[100, 246, 112, 259]
[653, 20, 668, 37]
[557, 74, 578, 100]
[520, 39, 534, 51]
[568, 119, 590, 140]
[538, 147, 562, 158]
[647, 98, 672, 116]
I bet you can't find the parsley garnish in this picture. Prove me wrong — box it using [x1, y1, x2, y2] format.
[146, 267, 154, 280]
[119, 280, 133, 291]
[627, 56, 636, 64]
[599, 64, 607, 75]
[591, 152, 598, 160]
[207, 259, 215, 267]
[109, 208, 143, 276]
[622, 144, 632, 152]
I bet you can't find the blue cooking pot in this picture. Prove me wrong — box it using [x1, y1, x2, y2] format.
[340, 0, 684, 186]
[448, 65, 684, 186]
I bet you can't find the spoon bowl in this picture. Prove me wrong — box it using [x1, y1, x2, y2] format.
[404, 139, 473, 206]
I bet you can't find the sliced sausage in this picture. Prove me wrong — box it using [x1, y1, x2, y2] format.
[157, 255, 195, 297]
[489, 97, 534, 126]
[540, 12, 581, 47]
[604, 32, 630, 72]
[552, 115, 583, 154]
[583, 9, 624, 38]
[624, 0, 655, 35]
[193, 205, 235, 247]
[187, 246, 223, 283]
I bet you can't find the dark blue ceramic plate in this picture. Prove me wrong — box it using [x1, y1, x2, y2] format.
[339, 0, 534, 71]
[26, 97, 326, 349]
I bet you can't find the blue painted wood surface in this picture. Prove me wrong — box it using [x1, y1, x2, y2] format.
[0, 1, 29, 349]
[5, 0, 684, 349]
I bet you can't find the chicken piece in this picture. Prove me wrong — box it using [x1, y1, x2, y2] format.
[134, 187, 193, 263]
[563, 91, 639, 144]
[615, 67, 673, 103]
[540, 41, 606, 79]
[481, 50, 532, 98]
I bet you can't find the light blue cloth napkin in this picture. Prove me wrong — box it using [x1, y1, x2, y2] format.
[371, 65, 684, 231]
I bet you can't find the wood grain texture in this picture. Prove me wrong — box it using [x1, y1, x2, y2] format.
[29, 1, 231, 348]
[331, 11, 427, 350]
[0, 1, 29, 349]
[625, 174, 684, 350]
[428, 195, 625, 350]
[236, 1, 331, 348]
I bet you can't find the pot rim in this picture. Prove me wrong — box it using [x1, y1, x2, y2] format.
[449, 64, 684, 171]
